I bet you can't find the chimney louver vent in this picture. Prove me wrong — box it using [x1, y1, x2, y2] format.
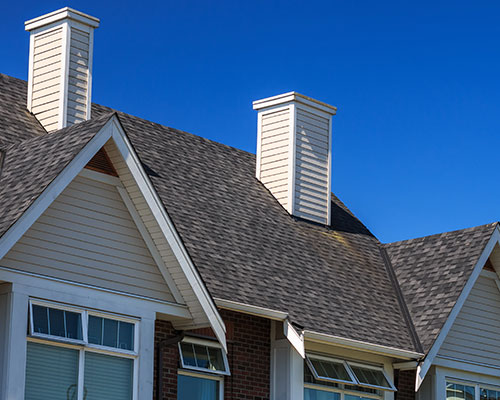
[25, 8, 99, 132]
[253, 92, 336, 225]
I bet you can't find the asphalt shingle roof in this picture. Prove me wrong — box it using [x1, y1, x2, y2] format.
[384, 222, 498, 352]
[1, 74, 496, 355]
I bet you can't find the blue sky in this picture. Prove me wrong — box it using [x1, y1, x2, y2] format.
[2, 1, 499, 242]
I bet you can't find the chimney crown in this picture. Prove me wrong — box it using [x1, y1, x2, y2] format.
[254, 92, 336, 225]
[25, 7, 99, 132]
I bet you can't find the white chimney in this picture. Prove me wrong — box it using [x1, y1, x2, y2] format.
[25, 8, 99, 132]
[253, 92, 336, 225]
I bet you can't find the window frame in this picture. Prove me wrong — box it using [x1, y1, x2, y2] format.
[177, 369, 224, 400]
[306, 353, 358, 385]
[303, 383, 382, 400]
[446, 378, 500, 400]
[26, 299, 139, 400]
[347, 361, 397, 392]
[178, 336, 230, 376]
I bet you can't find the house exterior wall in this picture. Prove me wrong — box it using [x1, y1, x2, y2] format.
[154, 309, 271, 400]
[1, 171, 175, 302]
[395, 369, 416, 400]
[438, 272, 500, 367]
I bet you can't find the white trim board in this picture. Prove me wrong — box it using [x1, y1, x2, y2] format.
[0, 114, 227, 350]
[416, 225, 500, 390]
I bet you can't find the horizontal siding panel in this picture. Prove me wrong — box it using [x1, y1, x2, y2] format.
[2, 173, 174, 302]
[294, 209, 326, 224]
[71, 29, 89, 44]
[438, 275, 500, 367]
[33, 60, 61, 78]
[33, 69, 61, 85]
[34, 28, 63, 46]
[31, 82, 60, 100]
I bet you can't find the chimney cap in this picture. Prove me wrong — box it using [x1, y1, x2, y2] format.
[252, 91, 337, 115]
[25, 7, 100, 31]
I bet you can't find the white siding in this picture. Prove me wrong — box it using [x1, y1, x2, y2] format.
[259, 108, 290, 209]
[67, 28, 89, 124]
[31, 27, 63, 132]
[294, 106, 330, 224]
[1, 173, 174, 302]
[438, 274, 500, 366]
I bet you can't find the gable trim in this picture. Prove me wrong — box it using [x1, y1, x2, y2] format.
[416, 225, 500, 389]
[108, 118, 227, 351]
[0, 116, 115, 261]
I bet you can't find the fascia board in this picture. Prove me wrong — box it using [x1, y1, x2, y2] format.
[303, 330, 424, 360]
[416, 226, 500, 390]
[214, 298, 289, 320]
[0, 117, 115, 262]
[109, 118, 227, 351]
[25, 7, 100, 31]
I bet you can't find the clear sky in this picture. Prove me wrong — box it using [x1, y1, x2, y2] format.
[2, 0, 499, 243]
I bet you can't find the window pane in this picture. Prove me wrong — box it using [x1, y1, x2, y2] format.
[480, 388, 500, 400]
[49, 308, 65, 337]
[25, 341, 79, 400]
[345, 396, 376, 400]
[350, 365, 391, 389]
[308, 357, 353, 383]
[118, 321, 134, 351]
[304, 388, 340, 400]
[207, 346, 225, 371]
[88, 315, 103, 345]
[177, 374, 219, 400]
[447, 382, 475, 400]
[180, 343, 197, 367]
[84, 352, 133, 400]
[32, 305, 48, 334]
[65, 310, 83, 340]
[193, 344, 210, 369]
[103, 318, 118, 348]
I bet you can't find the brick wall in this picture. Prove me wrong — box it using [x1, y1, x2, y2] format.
[154, 309, 271, 400]
[395, 369, 416, 400]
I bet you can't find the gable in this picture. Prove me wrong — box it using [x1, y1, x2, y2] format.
[1, 170, 175, 302]
[438, 270, 500, 367]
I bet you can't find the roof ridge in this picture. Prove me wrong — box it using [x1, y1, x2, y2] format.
[385, 221, 498, 246]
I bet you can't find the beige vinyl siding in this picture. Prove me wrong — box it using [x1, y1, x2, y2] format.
[294, 107, 330, 224]
[259, 108, 290, 209]
[31, 27, 64, 132]
[1, 173, 174, 302]
[438, 274, 500, 366]
[66, 28, 89, 124]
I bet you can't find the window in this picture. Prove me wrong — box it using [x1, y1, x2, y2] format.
[306, 354, 395, 392]
[305, 354, 393, 400]
[25, 300, 138, 400]
[177, 337, 229, 400]
[446, 380, 500, 400]
[178, 337, 230, 375]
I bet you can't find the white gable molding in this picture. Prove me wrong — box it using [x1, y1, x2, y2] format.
[416, 225, 500, 390]
[0, 115, 227, 350]
[108, 118, 227, 351]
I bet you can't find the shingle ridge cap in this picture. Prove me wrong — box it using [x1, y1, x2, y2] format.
[384, 221, 498, 247]
[92, 103, 256, 160]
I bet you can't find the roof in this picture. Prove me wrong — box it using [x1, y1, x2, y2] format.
[0, 73, 496, 356]
[384, 222, 498, 352]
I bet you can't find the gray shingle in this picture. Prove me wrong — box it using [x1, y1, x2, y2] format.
[384, 223, 497, 352]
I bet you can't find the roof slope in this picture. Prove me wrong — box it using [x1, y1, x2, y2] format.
[385, 222, 498, 352]
[0, 113, 113, 238]
[0, 74, 46, 149]
[90, 105, 419, 352]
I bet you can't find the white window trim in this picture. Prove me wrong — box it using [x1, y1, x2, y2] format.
[178, 336, 230, 376]
[26, 299, 139, 400]
[178, 369, 224, 400]
[304, 383, 382, 400]
[306, 353, 357, 385]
